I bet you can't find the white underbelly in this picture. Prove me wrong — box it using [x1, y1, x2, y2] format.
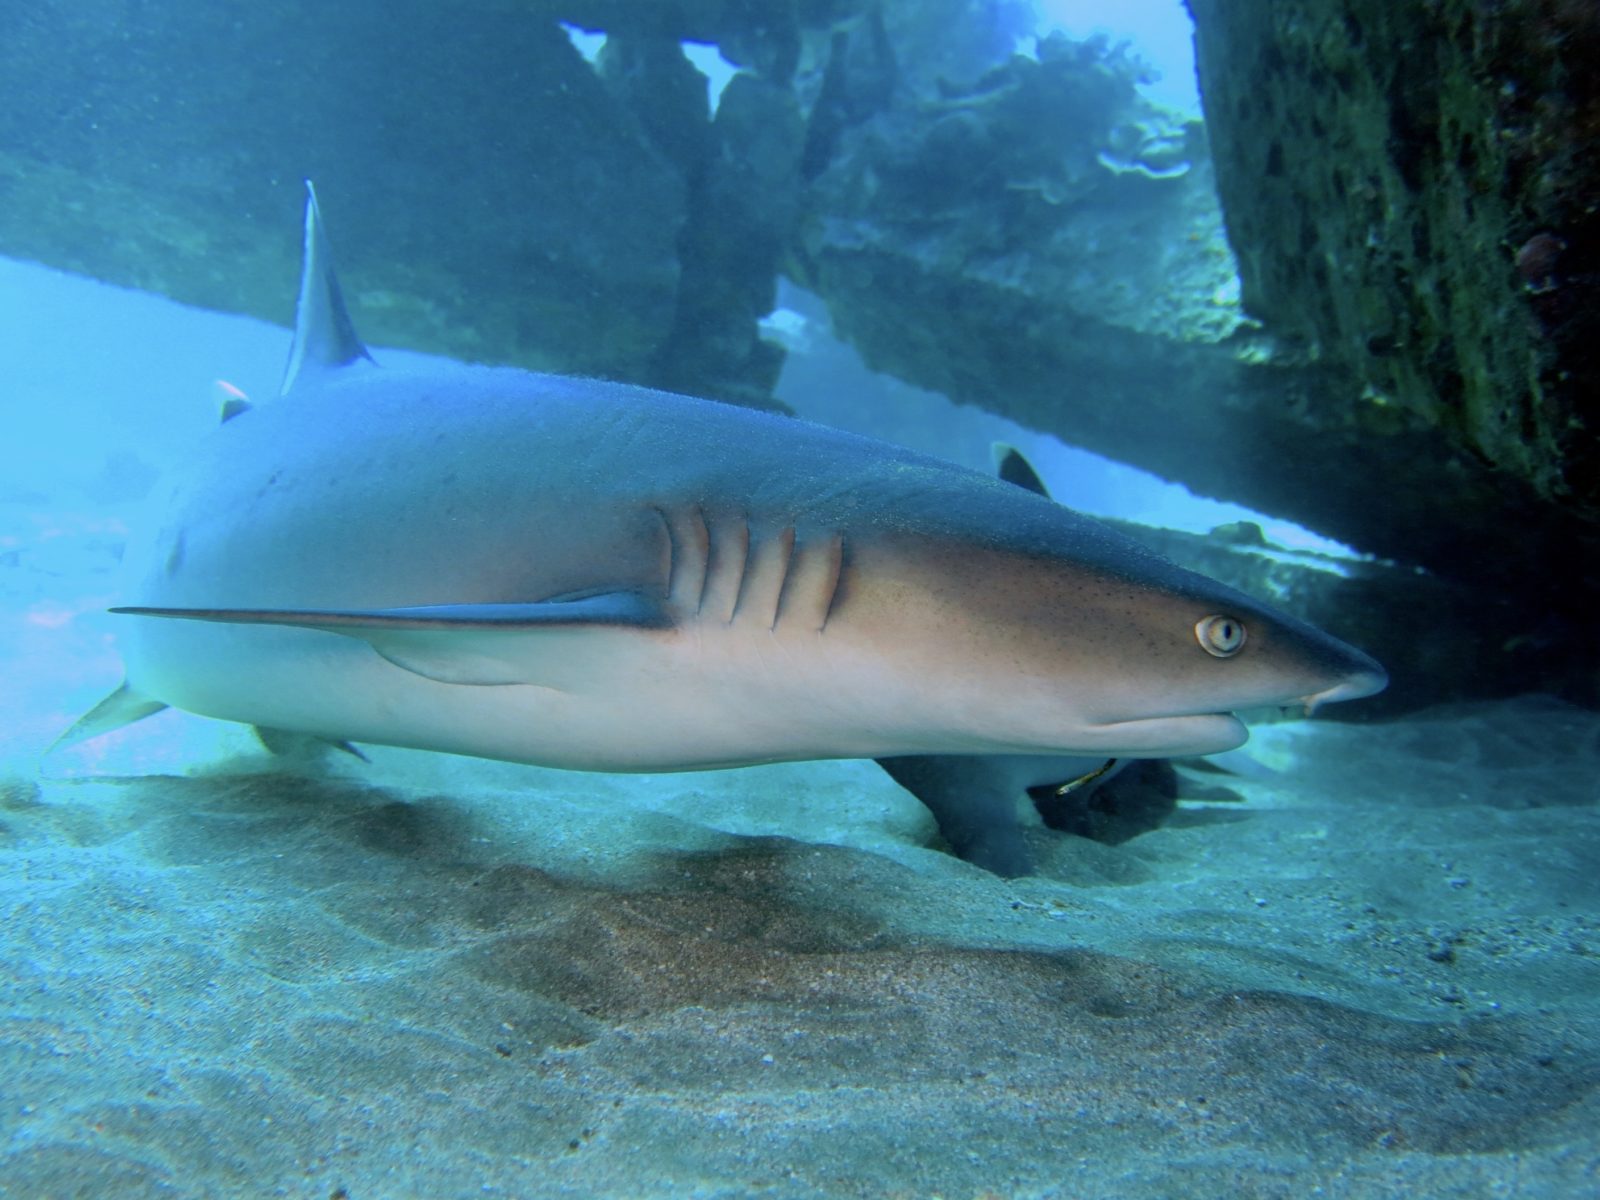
[120, 615, 891, 772]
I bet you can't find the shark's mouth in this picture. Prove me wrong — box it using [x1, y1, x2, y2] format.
[1084, 712, 1249, 757]
[1300, 668, 1389, 714]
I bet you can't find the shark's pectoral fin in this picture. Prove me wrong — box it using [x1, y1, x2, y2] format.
[111, 593, 671, 688]
[51, 680, 169, 751]
[354, 625, 620, 687]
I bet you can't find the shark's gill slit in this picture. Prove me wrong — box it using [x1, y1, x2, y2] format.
[777, 531, 845, 633]
[657, 505, 710, 612]
[654, 506, 677, 603]
[821, 534, 847, 630]
[687, 509, 711, 611]
[733, 524, 796, 630]
[701, 513, 749, 624]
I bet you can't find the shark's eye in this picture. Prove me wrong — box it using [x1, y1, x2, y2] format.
[1195, 614, 1246, 657]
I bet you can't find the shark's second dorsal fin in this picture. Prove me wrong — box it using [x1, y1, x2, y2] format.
[991, 443, 1051, 498]
[215, 379, 253, 423]
[280, 181, 376, 395]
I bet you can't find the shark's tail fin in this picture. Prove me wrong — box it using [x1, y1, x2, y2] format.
[50, 680, 168, 752]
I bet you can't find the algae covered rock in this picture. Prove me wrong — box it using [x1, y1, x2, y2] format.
[796, 27, 1243, 350]
[1188, 0, 1600, 520]
[1187, 0, 1600, 583]
[0, 1, 685, 380]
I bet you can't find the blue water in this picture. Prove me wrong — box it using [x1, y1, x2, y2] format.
[0, 255, 1351, 557]
[4, 2, 1596, 1197]
[1035, 0, 1201, 112]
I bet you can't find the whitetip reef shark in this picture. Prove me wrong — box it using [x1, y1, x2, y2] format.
[59, 184, 1386, 789]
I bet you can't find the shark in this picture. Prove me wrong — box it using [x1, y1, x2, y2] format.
[59, 184, 1386, 783]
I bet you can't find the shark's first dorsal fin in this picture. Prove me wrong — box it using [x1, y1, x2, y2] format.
[280, 180, 376, 395]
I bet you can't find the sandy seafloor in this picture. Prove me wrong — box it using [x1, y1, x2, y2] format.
[4, 267, 1600, 1198]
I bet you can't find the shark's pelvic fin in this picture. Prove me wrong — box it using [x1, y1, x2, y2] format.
[991, 443, 1051, 498]
[252, 725, 371, 763]
[110, 593, 672, 688]
[51, 680, 169, 751]
[279, 180, 376, 396]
